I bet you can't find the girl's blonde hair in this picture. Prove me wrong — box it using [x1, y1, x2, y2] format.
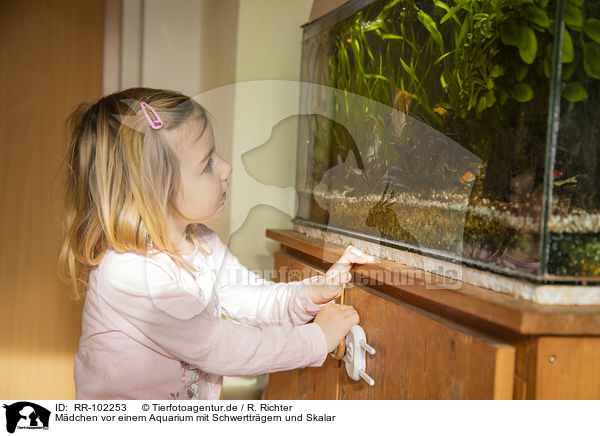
[59, 87, 216, 299]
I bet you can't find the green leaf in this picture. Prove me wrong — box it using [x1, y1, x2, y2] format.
[339, 43, 350, 72]
[440, 2, 462, 25]
[434, 0, 461, 25]
[382, 0, 402, 14]
[564, 82, 588, 102]
[544, 55, 551, 78]
[433, 0, 450, 13]
[434, 50, 454, 65]
[500, 19, 521, 46]
[476, 95, 488, 113]
[542, 42, 553, 79]
[512, 83, 534, 102]
[498, 89, 508, 105]
[380, 33, 403, 40]
[364, 73, 391, 83]
[584, 42, 600, 79]
[562, 29, 574, 63]
[518, 25, 537, 64]
[563, 62, 576, 80]
[565, 3, 583, 30]
[456, 10, 471, 48]
[399, 57, 421, 88]
[567, 0, 582, 6]
[417, 10, 444, 53]
[485, 90, 496, 107]
[516, 64, 529, 81]
[380, 33, 419, 54]
[524, 5, 550, 28]
[364, 37, 375, 64]
[538, 0, 549, 7]
[362, 20, 384, 32]
[583, 19, 600, 44]
[352, 38, 361, 57]
[490, 65, 505, 78]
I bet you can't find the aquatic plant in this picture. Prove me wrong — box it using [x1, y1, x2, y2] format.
[321, 0, 599, 199]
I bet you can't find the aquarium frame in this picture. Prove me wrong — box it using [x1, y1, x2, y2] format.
[539, 0, 565, 278]
[301, 0, 380, 39]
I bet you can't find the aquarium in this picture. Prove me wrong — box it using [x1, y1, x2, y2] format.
[294, 0, 600, 284]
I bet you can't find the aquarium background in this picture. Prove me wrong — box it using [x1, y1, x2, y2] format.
[294, 0, 600, 283]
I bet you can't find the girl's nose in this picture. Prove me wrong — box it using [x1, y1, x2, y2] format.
[222, 160, 232, 180]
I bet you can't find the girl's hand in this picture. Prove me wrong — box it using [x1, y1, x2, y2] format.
[314, 304, 360, 353]
[307, 245, 376, 305]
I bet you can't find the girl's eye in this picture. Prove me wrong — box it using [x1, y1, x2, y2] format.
[204, 156, 213, 173]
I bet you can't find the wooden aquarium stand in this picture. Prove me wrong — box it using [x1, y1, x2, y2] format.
[263, 228, 600, 400]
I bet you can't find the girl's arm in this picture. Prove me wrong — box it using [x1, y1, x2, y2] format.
[96, 252, 328, 377]
[205, 229, 330, 328]
[215, 248, 328, 327]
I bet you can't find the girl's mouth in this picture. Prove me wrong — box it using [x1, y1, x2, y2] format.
[221, 192, 226, 202]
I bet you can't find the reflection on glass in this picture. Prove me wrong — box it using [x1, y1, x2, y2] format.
[295, 0, 600, 283]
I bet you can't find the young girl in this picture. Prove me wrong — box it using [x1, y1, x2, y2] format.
[59, 87, 376, 400]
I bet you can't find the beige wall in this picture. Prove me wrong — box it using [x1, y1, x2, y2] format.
[142, 0, 203, 96]
[229, 0, 313, 274]
[197, 0, 239, 242]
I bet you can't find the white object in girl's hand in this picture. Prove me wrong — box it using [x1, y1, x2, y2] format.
[343, 324, 376, 386]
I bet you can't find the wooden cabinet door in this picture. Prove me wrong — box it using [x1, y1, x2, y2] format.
[265, 250, 516, 400]
[533, 337, 600, 399]
[341, 284, 515, 399]
[0, 0, 104, 399]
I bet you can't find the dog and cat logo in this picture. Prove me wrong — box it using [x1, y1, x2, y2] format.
[2, 402, 50, 433]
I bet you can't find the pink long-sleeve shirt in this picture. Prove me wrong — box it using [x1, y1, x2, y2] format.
[74, 224, 328, 400]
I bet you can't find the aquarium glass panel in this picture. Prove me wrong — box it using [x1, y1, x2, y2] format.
[547, 1, 600, 280]
[295, 0, 600, 283]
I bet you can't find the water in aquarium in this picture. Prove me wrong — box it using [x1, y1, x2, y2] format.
[294, 0, 600, 283]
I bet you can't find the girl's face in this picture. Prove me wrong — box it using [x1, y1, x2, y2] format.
[172, 119, 231, 224]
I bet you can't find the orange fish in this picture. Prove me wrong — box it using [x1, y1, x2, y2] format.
[394, 89, 413, 112]
[553, 169, 563, 179]
[433, 106, 447, 116]
[460, 170, 476, 184]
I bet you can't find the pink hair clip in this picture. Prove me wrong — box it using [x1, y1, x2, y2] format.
[140, 101, 163, 129]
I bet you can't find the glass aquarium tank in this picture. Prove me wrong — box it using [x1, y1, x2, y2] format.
[294, 0, 600, 285]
